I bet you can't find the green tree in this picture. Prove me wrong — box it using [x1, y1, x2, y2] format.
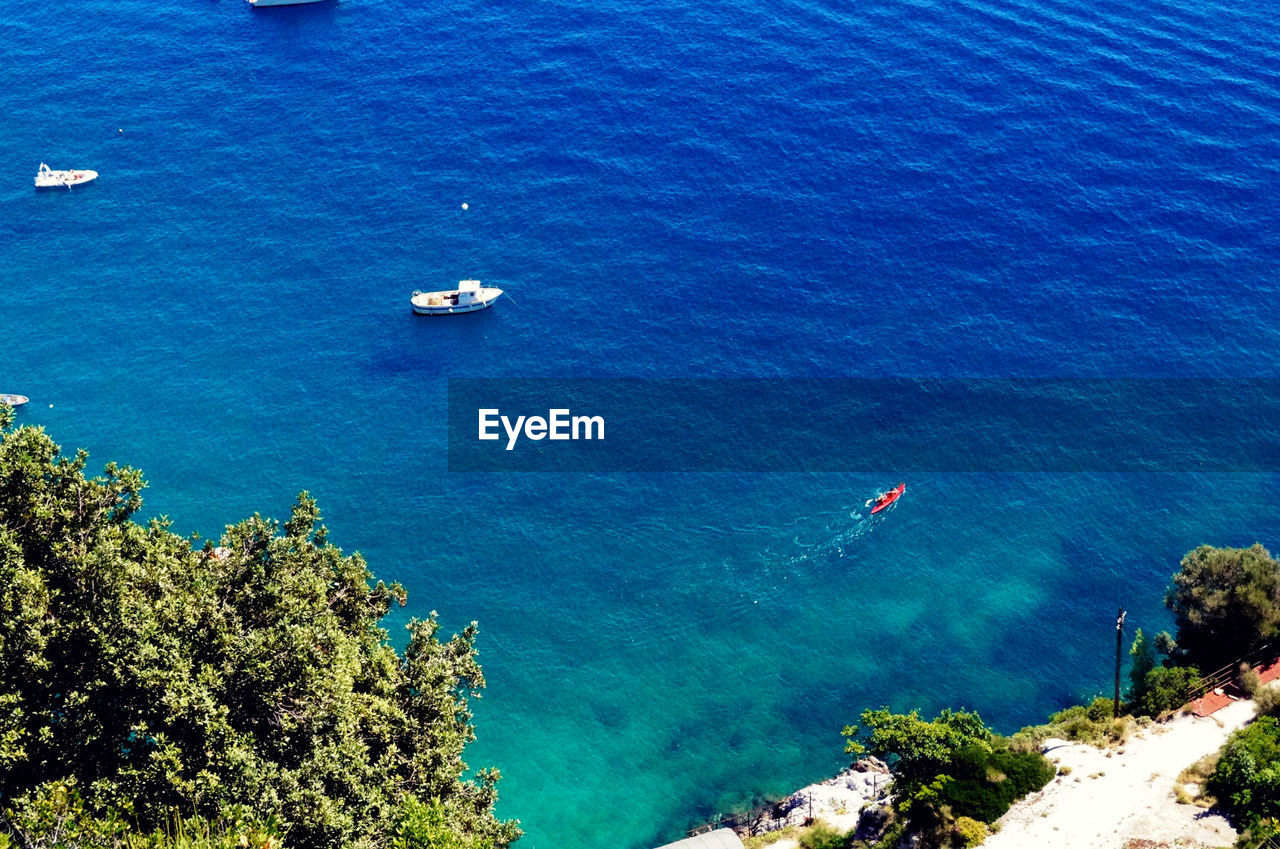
[1166, 544, 1280, 671]
[842, 706, 1052, 844]
[0, 422, 519, 849]
[1129, 629, 1157, 694]
[1209, 716, 1280, 832]
[391, 796, 507, 849]
[1127, 627, 1200, 717]
[843, 708, 990, 790]
[1132, 665, 1201, 717]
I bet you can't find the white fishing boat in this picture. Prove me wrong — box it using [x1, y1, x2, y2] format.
[0, 394, 29, 407]
[248, 0, 329, 6]
[35, 163, 97, 189]
[411, 280, 504, 315]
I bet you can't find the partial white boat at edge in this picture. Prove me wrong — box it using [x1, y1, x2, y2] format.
[35, 163, 97, 189]
[411, 280, 504, 315]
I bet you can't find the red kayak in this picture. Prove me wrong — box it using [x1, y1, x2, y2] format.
[870, 482, 905, 514]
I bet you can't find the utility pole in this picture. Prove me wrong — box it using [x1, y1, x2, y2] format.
[1114, 608, 1127, 718]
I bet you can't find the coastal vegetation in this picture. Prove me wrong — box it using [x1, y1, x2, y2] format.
[12, 393, 1280, 849]
[0, 410, 518, 849]
[1166, 544, 1280, 672]
[1210, 716, 1280, 848]
[1205, 651, 1280, 847]
[1024, 542, 1280, 849]
[1119, 543, 1280, 724]
[1088, 542, 1280, 849]
[792, 541, 1280, 849]
[838, 708, 1054, 848]
[1127, 628, 1201, 719]
[1006, 696, 1136, 750]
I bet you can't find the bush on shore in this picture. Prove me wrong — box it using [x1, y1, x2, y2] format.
[1006, 697, 1136, 752]
[1209, 717, 1280, 832]
[841, 707, 1052, 847]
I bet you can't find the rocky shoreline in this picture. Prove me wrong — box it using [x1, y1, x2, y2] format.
[729, 758, 895, 847]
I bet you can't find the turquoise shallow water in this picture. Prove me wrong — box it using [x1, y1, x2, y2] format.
[4, 0, 1280, 846]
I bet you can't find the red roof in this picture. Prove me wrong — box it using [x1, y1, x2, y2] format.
[1185, 658, 1280, 717]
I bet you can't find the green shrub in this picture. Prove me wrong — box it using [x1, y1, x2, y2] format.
[1209, 716, 1280, 829]
[1047, 705, 1096, 741]
[952, 816, 988, 848]
[1085, 696, 1114, 722]
[1133, 665, 1200, 717]
[1005, 724, 1050, 753]
[868, 819, 904, 849]
[1039, 703, 1131, 745]
[1010, 698, 1136, 752]
[1242, 663, 1263, 698]
[390, 795, 510, 849]
[797, 822, 856, 849]
[0, 781, 283, 849]
[1256, 687, 1280, 717]
[742, 827, 799, 849]
[1239, 818, 1280, 849]
[996, 748, 1057, 797]
[934, 745, 1055, 823]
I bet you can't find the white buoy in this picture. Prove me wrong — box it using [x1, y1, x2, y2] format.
[461, 202, 469, 210]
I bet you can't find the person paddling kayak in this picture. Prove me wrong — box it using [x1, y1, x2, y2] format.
[868, 482, 905, 514]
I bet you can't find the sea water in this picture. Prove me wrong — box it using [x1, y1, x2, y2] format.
[3, 0, 1280, 846]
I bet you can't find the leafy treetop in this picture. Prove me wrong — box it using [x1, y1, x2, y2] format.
[0, 419, 519, 849]
[842, 707, 989, 788]
[1166, 543, 1280, 672]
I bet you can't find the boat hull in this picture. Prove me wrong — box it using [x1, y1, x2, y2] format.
[0, 394, 30, 407]
[411, 298, 499, 316]
[410, 286, 504, 316]
[35, 169, 98, 189]
[870, 483, 905, 514]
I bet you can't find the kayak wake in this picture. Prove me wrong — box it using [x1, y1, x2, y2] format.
[778, 483, 907, 569]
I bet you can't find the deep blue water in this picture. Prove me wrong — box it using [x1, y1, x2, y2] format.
[4, 0, 1280, 846]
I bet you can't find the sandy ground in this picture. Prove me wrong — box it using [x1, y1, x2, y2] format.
[982, 700, 1256, 849]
